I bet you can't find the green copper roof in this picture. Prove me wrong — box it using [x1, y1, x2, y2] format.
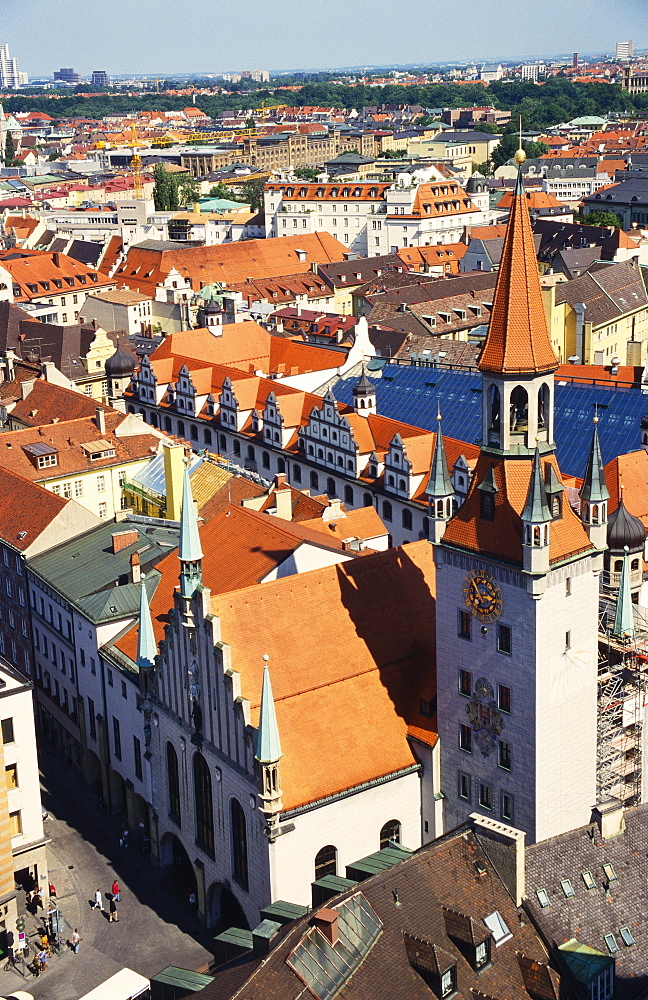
[179, 466, 203, 563]
[425, 416, 453, 499]
[558, 940, 612, 986]
[137, 578, 157, 670]
[612, 547, 635, 641]
[579, 422, 610, 504]
[255, 660, 282, 764]
[522, 448, 551, 523]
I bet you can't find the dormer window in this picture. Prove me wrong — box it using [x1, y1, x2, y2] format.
[24, 443, 58, 469]
[475, 939, 491, 969]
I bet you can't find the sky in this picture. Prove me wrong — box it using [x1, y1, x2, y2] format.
[2, 0, 646, 77]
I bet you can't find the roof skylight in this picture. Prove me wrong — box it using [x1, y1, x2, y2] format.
[560, 879, 575, 898]
[604, 933, 619, 955]
[581, 871, 596, 890]
[483, 911, 512, 946]
[536, 889, 551, 908]
[619, 927, 635, 947]
[602, 864, 617, 882]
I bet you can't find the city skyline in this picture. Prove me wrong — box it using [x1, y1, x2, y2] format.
[2, 0, 644, 78]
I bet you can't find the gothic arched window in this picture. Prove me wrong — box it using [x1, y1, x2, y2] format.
[315, 845, 337, 880]
[167, 742, 180, 826]
[488, 384, 501, 440]
[510, 386, 529, 432]
[379, 819, 401, 849]
[193, 752, 214, 856]
[230, 798, 248, 889]
[538, 383, 550, 429]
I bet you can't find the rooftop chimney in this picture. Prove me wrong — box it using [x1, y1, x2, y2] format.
[273, 487, 293, 521]
[111, 529, 139, 553]
[52, 252, 60, 268]
[312, 907, 339, 947]
[95, 407, 106, 435]
[592, 799, 625, 840]
[470, 813, 526, 905]
[130, 551, 141, 584]
[322, 498, 346, 522]
[20, 380, 35, 400]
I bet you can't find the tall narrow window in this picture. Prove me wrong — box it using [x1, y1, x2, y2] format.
[193, 752, 214, 855]
[167, 742, 181, 825]
[231, 798, 248, 889]
[112, 716, 121, 760]
[315, 845, 337, 880]
[379, 819, 401, 849]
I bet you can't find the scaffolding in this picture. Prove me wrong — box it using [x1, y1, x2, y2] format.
[597, 597, 648, 807]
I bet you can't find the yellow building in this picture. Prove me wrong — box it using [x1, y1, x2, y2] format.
[542, 260, 648, 365]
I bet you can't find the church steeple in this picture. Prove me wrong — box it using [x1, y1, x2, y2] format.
[255, 655, 283, 840]
[425, 407, 454, 543]
[136, 578, 157, 671]
[579, 415, 609, 549]
[179, 466, 203, 603]
[479, 157, 558, 455]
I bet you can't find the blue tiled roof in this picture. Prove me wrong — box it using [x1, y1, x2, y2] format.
[332, 365, 646, 480]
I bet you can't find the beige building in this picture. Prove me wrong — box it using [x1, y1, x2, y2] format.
[0, 661, 49, 938]
[542, 259, 648, 364]
[411, 130, 501, 168]
[81, 288, 154, 337]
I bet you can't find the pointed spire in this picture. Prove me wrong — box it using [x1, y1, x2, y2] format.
[426, 406, 453, 498]
[478, 162, 557, 375]
[255, 656, 282, 764]
[579, 415, 610, 504]
[522, 447, 551, 523]
[136, 578, 157, 671]
[612, 547, 635, 641]
[179, 465, 203, 563]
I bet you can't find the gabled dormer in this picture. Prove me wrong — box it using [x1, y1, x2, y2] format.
[263, 391, 282, 444]
[404, 935, 458, 999]
[205, 393, 215, 417]
[135, 355, 158, 403]
[219, 376, 239, 431]
[442, 907, 492, 973]
[175, 365, 196, 414]
[384, 433, 412, 496]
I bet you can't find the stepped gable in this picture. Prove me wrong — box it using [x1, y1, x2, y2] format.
[479, 171, 558, 375]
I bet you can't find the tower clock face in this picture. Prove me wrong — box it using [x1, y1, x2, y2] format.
[463, 569, 503, 623]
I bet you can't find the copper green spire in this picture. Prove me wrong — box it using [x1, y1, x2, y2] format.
[522, 447, 551, 523]
[612, 546, 635, 641]
[579, 415, 610, 505]
[255, 656, 282, 764]
[136, 578, 157, 671]
[179, 465, 203, 599]
[426, 406, 453, 499]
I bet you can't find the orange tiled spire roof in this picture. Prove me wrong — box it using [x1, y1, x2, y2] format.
[478, 166, 558, 375]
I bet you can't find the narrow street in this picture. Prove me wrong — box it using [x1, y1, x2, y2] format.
[0, 749, 213, 1000]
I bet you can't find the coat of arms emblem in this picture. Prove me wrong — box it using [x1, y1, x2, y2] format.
[466, 677, 503, 756]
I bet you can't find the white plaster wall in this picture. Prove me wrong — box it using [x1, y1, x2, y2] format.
[2, 673, 45, 853]
[269, 769, 422, 907]
[261, 542, 352, 581]
[435, 546, 598, 844]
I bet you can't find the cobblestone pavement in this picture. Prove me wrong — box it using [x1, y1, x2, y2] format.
[0, 749, 213, 1000]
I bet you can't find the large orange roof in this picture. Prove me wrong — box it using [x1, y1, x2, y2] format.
[443, 452, 593, 566]
[479, 172, 558, 375]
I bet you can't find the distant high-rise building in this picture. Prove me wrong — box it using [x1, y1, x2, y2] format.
[54, 67, 80, 84]
[573, 52, 579, 69]
[616, 40, 634, 60]
[91, 70, 109, 88]
[521, 63, 539, 81]
[0, 44, 27, 89]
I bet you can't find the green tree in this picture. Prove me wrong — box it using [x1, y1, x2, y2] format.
[178, 175, 200, 206]
[153, 162, 180, 211]
[293, 167, 320, 181]
[240, 177, 266, 213]
[208, 183, 247, 202]
[490, 135, 548, 171]
[473, 160, 492, 176]
[245, 116, 257, 129]
[4, 131, 15, 166]
[575, 209, 622, 229]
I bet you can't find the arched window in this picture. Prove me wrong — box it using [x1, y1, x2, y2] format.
[230, 798, 248, 889]
[592, 504, 599, 525]
[510, 386, 528, 432]
[347, 459, 354, 471]
[614, 560, 623, 572]
[310, 471, 319, 490]
[317, 447, 324, 459]
[177, 420, 185, 438]
[387, 475, 395, 486]
[190, 426, 198, 442]
[193, 753, 214, 855]
[233, 439, 241, 457]
[277, 457, 286, 473]
[383, 500, 393, 522]
[314, 845, 337, 880]
[247, 445, 255, 461]
[219, 433, 227, 450]
[422, 516, 429, 539]
[293, 464, 302, 483]
[337, 456, 344, 467]
[164, 416, 172, 432]
[262, 451, 270, 469]
[166, 742, 180, 826]
[631, 558, 640, 572]
[533, 525, 541, 545]
[402, 508, 412, 530]
[399, 479, 406, 491]
[488, 384, 501, 441]
[308, 444, 314, 455]
[203, 428, 212, 445]
[327, 451, 333, 463]
[538, 384, 550, 429]
[344, 485, 354, 505]
[363, 493, 373, 507]
[379, 819, 401, 849]
[327, 477, 336, 497]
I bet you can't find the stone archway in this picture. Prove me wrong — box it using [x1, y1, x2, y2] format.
[206, 882, 250, 933]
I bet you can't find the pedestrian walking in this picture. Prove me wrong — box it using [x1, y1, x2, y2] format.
[93, 889, 104, 911]
[111, 879, 121, 902]
[71, 929, 81, 954]
[119, 827, 129, 848]
[48, 881, 57, 898]
[109, 897, 119, 922]
[33, 887, 44, 909]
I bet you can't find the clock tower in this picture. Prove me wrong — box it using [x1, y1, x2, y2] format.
[434, 157, 601, 844]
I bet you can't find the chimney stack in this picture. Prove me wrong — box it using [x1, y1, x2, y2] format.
[130, 551, 141, 584]
[592, 799, 625, 840]
[470, 813, 526, 905]
[312, 908, 339, 947]
[95, 407, 106, 435]
[273, 487, 293, 521]
[20, 380, 35, 400]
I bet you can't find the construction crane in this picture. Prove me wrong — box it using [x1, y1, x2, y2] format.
[130, 124, 145, 200]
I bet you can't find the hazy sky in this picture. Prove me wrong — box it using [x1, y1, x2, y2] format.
[2, 0, 645, 77]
